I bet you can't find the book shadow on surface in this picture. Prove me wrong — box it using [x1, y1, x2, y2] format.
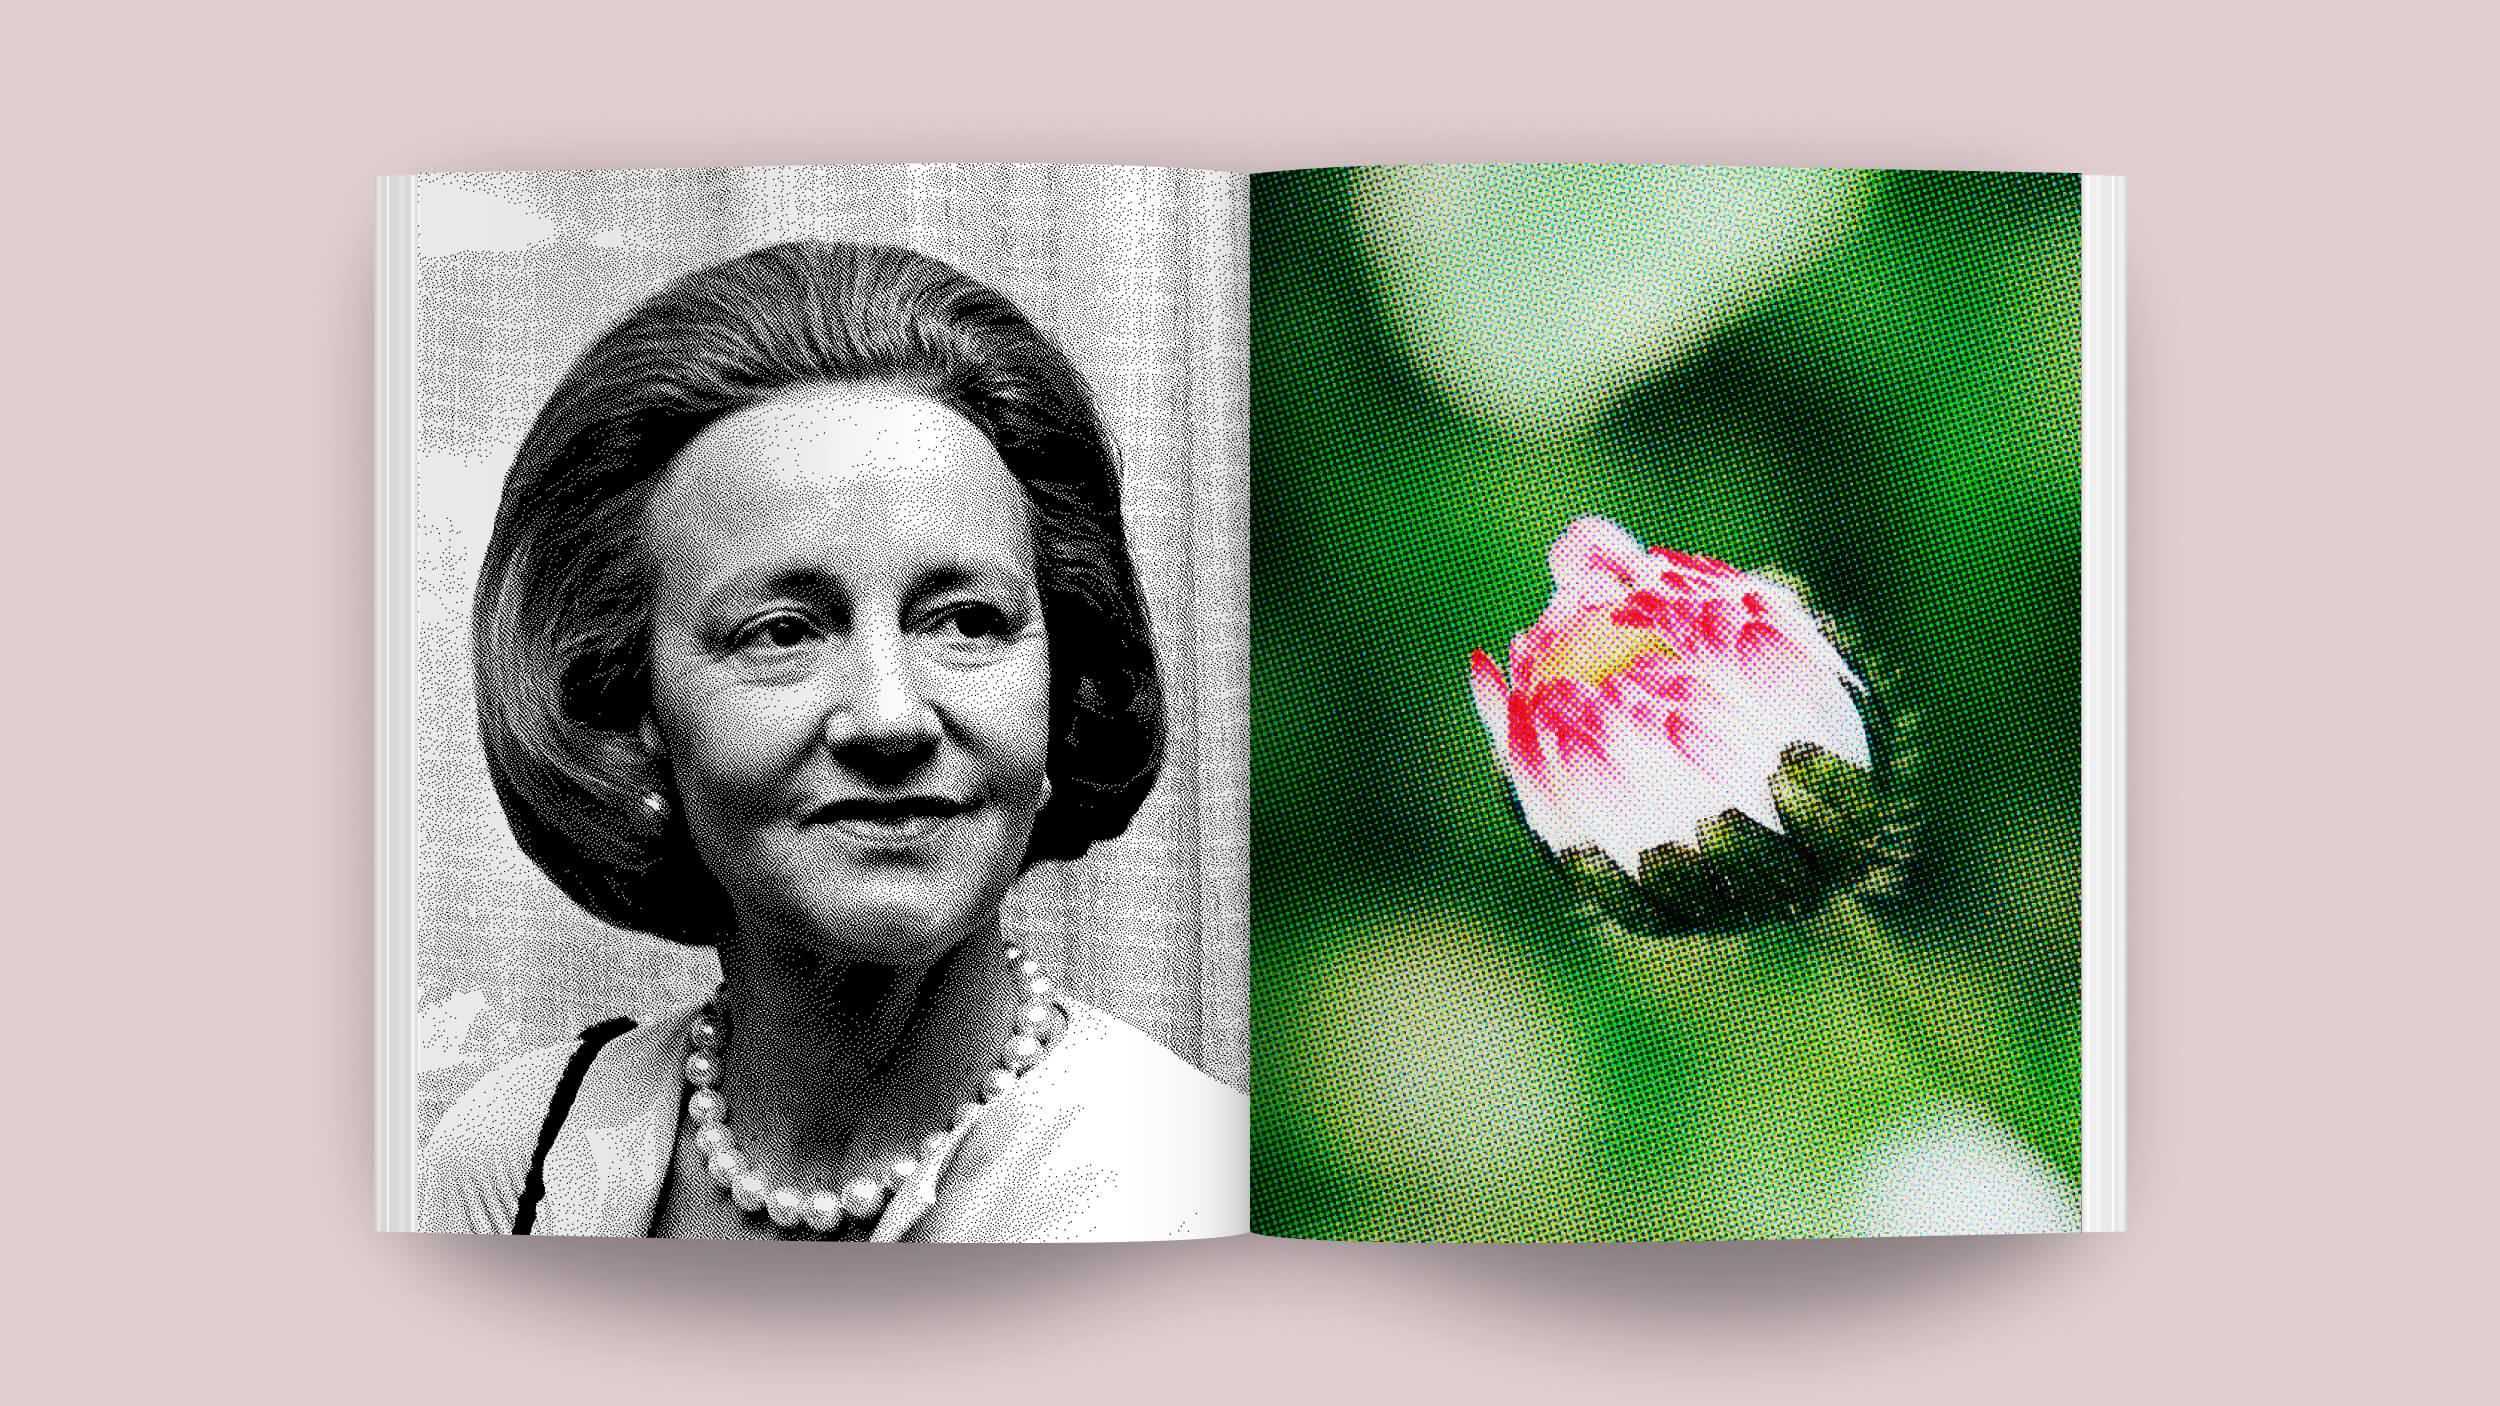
[417, 1230, 2084, 1336]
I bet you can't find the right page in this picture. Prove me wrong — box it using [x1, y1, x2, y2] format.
[1249, 164, 2119, 1241]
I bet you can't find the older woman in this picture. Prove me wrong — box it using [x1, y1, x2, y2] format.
[420, 241, 1245, 1240]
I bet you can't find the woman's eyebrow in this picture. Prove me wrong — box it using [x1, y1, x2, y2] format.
[695, 562, 845, 610]
[911, 556, 1032, 597]
[694, 558, 1030, 609]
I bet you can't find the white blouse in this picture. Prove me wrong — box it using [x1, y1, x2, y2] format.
[420, 998, 1247, 1242]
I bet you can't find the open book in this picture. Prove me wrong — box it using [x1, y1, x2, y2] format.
[377, 162, 2122, 1242]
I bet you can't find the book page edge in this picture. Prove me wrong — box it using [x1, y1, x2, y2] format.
[376, 174, 417, 1233]
[2080, 172, 2127, 1234]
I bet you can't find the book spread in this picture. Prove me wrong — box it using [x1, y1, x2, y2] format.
[377, 161, 2122, 1242]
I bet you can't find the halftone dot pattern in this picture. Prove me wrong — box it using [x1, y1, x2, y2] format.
[1349, 165, 1873, 437]
[405, 167, 1256, 1168]
[1846, 1100, 2080, 1236]
[1251, 166, 2082, 1241]
[1254, 907, 1607, 1242]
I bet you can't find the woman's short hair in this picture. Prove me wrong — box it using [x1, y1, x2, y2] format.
[474, 241, 1166, 944]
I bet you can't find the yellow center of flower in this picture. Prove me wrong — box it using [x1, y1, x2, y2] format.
[1534, 615, 1672, 688]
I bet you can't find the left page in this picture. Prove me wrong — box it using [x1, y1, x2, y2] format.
[377, 163, 1249, 1241]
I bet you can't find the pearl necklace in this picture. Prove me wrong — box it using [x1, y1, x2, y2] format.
[680, 942, 1063, 1237]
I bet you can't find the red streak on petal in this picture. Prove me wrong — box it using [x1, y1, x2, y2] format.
[1470, 648, 1508, 692]
[1662, 708, 1698, 763]
[1616, 654, 1682, 699]
[1525, 681, 1613, 767]
[1559, 527, 1644, 588]
[1654, 548, 1740, 579]
[1696, 599, 1729, 650]
[1533, 678, 1617, 760]
[1506, 688, 1543, 759]
[1663, 707, 1740, 776]
[1661, 598, 1733, 655]
[1550, 717, 1611, 769]
[1733, 619, 1812, 676]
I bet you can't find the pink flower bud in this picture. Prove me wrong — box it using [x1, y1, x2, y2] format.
[1468, 517, 1905, 936]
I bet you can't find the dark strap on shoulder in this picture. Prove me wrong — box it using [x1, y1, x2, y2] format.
[513, 1016, 638, 1235]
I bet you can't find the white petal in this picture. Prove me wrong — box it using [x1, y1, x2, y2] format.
[1819, 678, 1873, 769]
[1570, 714, 1718, 868]
[1557, 765, 1669, 876]
[1510, 765, 1591, 856]
[1546, 516, 1647, 593]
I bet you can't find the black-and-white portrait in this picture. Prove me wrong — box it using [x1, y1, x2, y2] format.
[386, 165, 1247, 1240]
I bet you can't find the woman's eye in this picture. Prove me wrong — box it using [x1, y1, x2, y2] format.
[932, 604, 1016, 647]
[736, 614, 817, 651]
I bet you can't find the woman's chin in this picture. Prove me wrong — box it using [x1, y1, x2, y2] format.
[760, 896, 998, 970]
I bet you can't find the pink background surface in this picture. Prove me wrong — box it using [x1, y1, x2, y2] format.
[9, 1, 2488, 1399]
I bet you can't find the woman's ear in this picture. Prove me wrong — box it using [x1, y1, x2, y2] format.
[630, 716, 674, 834]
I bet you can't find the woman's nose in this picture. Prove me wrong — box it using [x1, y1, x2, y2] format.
[826, 633, 939, 754]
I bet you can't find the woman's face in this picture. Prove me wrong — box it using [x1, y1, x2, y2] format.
[642, 383, 1052, 966]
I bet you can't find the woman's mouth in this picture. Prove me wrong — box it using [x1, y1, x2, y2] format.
[811, 796, 973, 846]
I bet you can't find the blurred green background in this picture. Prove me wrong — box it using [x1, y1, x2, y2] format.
[1249, 166, 2082, 1240]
